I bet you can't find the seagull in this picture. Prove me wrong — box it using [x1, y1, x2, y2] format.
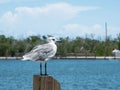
[22, 36, 58, 75]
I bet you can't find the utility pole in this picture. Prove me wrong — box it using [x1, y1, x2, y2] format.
[105, 22, 107, 42]
[104, 22, 107, 58]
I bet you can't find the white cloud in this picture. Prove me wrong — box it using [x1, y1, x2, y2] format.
[93, 24, 102, 29]
[62, 24, 103, 35]
[60, 23, 120, 39]
[0, 2, 99, 38]
[7, 2, 98, 20]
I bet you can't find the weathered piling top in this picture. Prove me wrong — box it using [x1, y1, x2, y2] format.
[33, 75, 60, 90]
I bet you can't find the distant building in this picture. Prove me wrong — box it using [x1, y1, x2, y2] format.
[112, 49, 120, 56]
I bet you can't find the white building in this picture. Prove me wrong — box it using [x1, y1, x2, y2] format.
[112, 49, 120, 56]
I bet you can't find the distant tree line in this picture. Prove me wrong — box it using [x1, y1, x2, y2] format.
[0, 34, 120, 57]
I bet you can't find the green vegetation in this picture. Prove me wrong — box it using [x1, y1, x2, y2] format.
[0, 34, 120, 57]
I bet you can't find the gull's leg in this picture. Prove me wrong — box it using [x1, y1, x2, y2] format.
[40, 62, 42, 75]
[45, 62, 47, 75]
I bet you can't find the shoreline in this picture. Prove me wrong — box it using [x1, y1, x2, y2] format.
[0, 57, 22, 60]
[55, 56, 120, 60]
[0, 56, 120, 60]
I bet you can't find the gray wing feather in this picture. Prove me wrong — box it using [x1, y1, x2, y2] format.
[23, 43, 55, 61]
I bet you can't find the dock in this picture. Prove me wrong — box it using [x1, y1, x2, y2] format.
[0, 56, 120, 60]
[55, 56, 120, 60]
[0, 57, 22, 60]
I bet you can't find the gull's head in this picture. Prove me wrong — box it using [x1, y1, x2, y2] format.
[47, 36, 57, 43]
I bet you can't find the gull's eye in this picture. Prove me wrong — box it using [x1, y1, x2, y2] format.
[52, 39, 55, 41]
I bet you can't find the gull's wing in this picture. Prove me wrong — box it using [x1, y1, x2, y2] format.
[23, 43, 56, 61]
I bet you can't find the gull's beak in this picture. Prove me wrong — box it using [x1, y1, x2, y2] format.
[56, 39, 61, 43]
[57, 40, 61, 42]
[55, 39, 61, 44]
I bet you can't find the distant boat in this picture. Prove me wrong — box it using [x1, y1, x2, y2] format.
[112, 49, 120, 56]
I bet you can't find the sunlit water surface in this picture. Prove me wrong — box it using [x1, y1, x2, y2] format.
[0, 59, 120, 90]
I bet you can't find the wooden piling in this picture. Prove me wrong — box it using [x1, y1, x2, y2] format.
[33, 75, 60, 90]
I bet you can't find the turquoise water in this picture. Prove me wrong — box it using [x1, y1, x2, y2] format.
[0, 59, 120, 90]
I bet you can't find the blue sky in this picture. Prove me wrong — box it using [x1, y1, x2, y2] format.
[0, 0, 120, 39]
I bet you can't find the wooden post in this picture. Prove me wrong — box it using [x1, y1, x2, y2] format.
[33, 75, 60, 90]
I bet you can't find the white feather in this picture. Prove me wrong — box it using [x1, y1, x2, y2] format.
[22, 37, 57, 62]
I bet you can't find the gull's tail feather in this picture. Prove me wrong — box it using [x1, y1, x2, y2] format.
[22, 55, 31, 61]
[22, 51, 39, 61]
